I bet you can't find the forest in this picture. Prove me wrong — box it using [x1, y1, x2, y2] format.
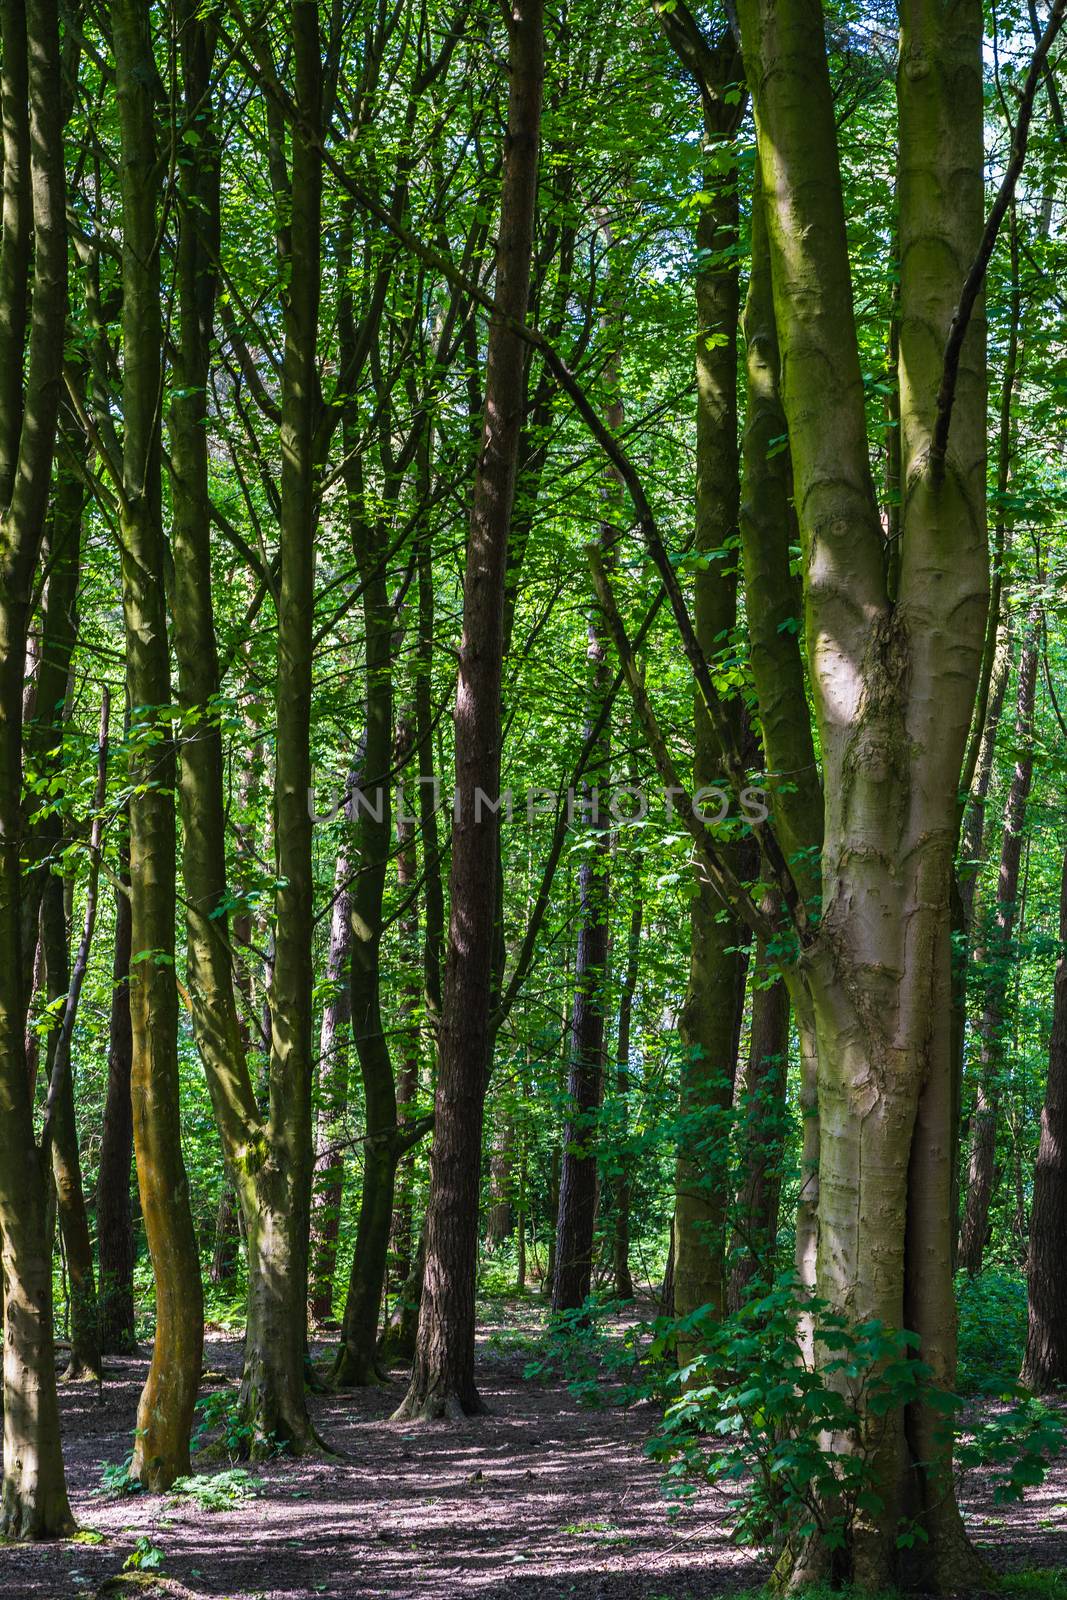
[2, 0, 1067, 1595]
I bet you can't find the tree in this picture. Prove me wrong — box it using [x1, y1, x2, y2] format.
[731, 0, 993, 1583]
[960, 618, 1040, 1275]
[0, 0, 73, 1539]
[112, 0, 205, 1488]
[396, 0, 545, 1420]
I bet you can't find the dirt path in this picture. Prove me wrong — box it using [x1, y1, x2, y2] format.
[2, 1307, 1066, 1599]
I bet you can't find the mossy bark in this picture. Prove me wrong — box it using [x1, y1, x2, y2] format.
[655, 6, 749, 1357]
[0, 0, 73, 1537]
[114, 0, 205, 1489]
[739, 0, 991, 1586]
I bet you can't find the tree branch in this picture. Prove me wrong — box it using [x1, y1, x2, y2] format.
[932, 0, 1067, 467]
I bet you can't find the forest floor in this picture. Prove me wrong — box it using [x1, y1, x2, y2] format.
[3, 1297, 1067, 1600]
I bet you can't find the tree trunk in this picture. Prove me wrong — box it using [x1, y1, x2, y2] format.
[737, 164, 823, 1305]
[330, 367, 413, 1389]
[40, 873, 100, 1381]
[24, 465, 97, 1382]
[114, 0, 204, 1487]
[551, 219, 620, 1315]
[654, 9, 749, 1357]
[613, 895, 642, 1300]
[389, 751, 421, 1291]
[395, 0, 544, 1420]
[0, 0, 75, 1539]
[486, 1113, 514, 1249]
[97, 826, 137, 1354]
[209, 1186, 241, 1291]
[552, 698, 610, 1312]
[959, 620, 1039, 1275]
[309, 840, 353, 1325]
[38, 692, 110, 1382]
[379, 1230, 425, 1368]
[1021, 844, 1067, 1391]
[738, 0, 991, 1585]
[729, 937, 789, 1310]
[165, 0, 320, 1455]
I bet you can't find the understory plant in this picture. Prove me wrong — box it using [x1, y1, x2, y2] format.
[647, 1277, 1065, 1571]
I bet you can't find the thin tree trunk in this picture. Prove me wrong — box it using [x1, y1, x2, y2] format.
[1021, 844, 1067, 1391]
[330, 354, 421, 1389]
[165, 0, 320, 1454]
[551, 220, 620, 1316]
[390, 732, 421, 1289]
[309, 838, 354, 1325]
[210, 1186, 241, 1292]
[486, 1113, 515, 1249]
[737, 165, 823, 1309]
[959, 620, 1039, 1275]
[210, 723, 262, 1295]
[97, 831, 137, 1355]
[395, 0, 544, 1419]
[729, 935, 790, 1311]
[654, 10, 748, 1355]
[613, 895, 642, 1300]
[378, 1230, 425, 1368]
[23, 439, 94, 1379]
[38, 694, 111, 1381]
[113, 0, 204, 1487]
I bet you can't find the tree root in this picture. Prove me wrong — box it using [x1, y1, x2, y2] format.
[390, 1385, 488, 1423]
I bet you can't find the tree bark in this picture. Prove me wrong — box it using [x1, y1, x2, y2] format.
[959, 620, 1039, 1275]
[395, 0, 544, 1420]
[39, 691, 110, 1382]
[654, 5, 748, 1355]
[389, 716, 422, 1291]
[729, 936, 790, 1311]
[97, 833, 137, 1355]
[113, 0, 204, 1488]
[309, 839, 353, 1325]
[166, 0, 320, 1454]
[613, 895, 642, 1300]
[738, 163, 823, 1310]
[0, 0, 73, 1538]
[551, 213, 621, 1316]
[738, 0, 991, 1585]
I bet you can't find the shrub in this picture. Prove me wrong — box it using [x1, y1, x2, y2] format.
[648, 1277, 1064, 1567]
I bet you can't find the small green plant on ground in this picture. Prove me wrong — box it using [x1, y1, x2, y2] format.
[190, 1385, 271, 1460]
[94, 1453, 142, 1497]
[1000, 1572, 1067, 1599]
[168, 1467, 261, 1511]
[123, 1536, 165, 1573]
